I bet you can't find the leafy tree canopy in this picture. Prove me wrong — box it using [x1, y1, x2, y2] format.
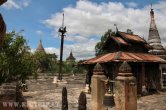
[33, 50, 58, 73]
[95, 29, 115, 56]
[95, 29, 134, 56]
[0, 31, 35, 83]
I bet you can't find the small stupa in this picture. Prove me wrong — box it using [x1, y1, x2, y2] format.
[66, 50, 76, 62]
[148, 7, 166, 59]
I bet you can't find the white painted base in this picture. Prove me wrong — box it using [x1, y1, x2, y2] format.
[84, 84, 90, 93]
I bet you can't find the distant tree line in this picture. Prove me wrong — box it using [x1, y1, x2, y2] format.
[0, 31, 85, 84]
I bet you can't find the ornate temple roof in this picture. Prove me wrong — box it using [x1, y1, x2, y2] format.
[102, 31, 152, 52]
[35, 40, 45, 53]
[148, 8, 166, 56]
[66, 51, 75, 61]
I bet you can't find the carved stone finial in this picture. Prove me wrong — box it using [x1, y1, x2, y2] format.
[150, 8, 154, 18]
[93, 63, 104, 75]
[150, 4, 154, 18]
[119, 61, 131, 73]
[93, 63, 104, 72]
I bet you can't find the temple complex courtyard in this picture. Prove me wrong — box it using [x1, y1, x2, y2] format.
[23, 74, 91, 110]
[22, 74, 166, 110]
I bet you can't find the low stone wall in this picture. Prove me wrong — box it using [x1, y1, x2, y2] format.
[0, 83, 17, 110]
[0, 82, 28, 110]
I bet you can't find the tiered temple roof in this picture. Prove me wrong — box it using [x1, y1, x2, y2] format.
[102, 31, 152, 53]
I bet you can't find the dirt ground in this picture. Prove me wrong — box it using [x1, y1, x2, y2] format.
[23, 74, 166, 110]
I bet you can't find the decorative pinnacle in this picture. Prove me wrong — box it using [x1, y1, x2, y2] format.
[114, 24, 118, 33]
[93, 63, 104, 72]
[150, 4, 154, 18]
[93, 63, 105, 75]
[119, 61, 132, 73]
[58, 13, 67, 34]
[62, 13, 64, 28]
[150, 3, 153, 10]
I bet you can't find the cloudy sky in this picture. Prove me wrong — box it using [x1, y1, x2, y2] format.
[1, 0, 166, 60]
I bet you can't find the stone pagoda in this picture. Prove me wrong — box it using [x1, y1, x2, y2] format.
[148, 7, 166, 89]
[148, 8, 166, 59]
[66, 50, 76, 62]
[35, 39, 45, 53]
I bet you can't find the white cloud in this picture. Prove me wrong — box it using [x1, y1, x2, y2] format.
[2, 0, 31, 9]
[65, 35, 88, 42]
[45, 47, 59, 55]
[43, 1, 166, 60]
[63, 39, 97, 60]
[36, 30, 44, 36]
[125, 2, 138, 8]
[30, 48, 35, 53]
[42, 39, 97, 61]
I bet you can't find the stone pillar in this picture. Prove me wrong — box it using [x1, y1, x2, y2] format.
[91, 63, 107, 110]
[78, 91, 87, 110]
[115, 62, 137, 110]
[62, 87, 68, 110]
[141, 63, 148, 95]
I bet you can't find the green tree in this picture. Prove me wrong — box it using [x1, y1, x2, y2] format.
[62, 61, 74, 73]
[95, 29, 115, 56]
[0, 31, 35, 83]
[48, 53, 57, 62]
[33, 52, 58, 73]
[33, 52, 49, 73]
[47, 53, 58, 73]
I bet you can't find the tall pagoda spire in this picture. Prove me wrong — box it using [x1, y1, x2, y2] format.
[36, 39, 45, 53]
[148, 6, 166, 55]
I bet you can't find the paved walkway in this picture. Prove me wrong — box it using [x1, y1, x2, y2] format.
[137, 92, 166, 110]
[23, 74, 166, 110]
